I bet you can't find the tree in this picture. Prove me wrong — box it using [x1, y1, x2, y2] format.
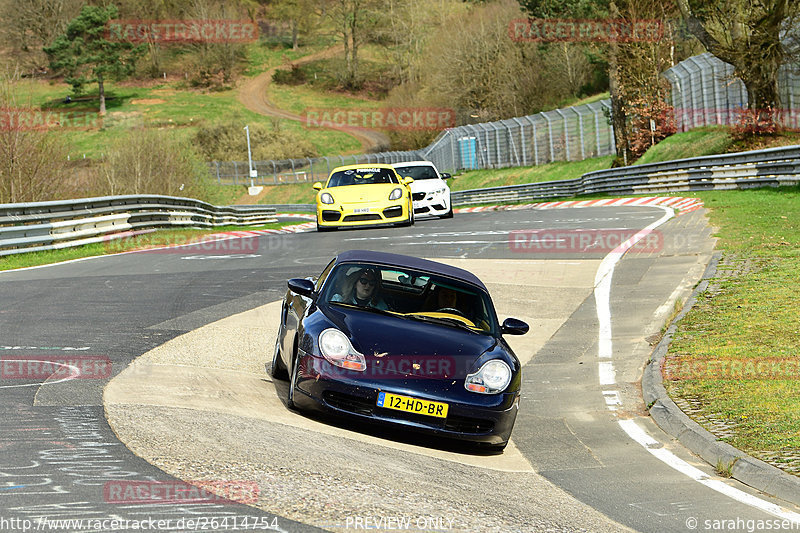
[44, 5, 144, 115]
[676, 0, 800, 129]
[269, 0, 321, 50]
[326, 0, 380, 89]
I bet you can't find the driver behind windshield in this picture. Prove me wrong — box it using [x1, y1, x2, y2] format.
[331, 267, 389, 310]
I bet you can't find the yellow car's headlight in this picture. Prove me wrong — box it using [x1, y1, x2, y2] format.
[388, 188, 403, 201]
[320, 192, 334, 204]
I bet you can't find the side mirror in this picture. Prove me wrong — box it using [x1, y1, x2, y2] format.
[441, 173, 453, 180]
[402, 177, 414, 185]
[312, 182, 323, 191]
[288, 278, 316, 298]
[501, 318, 529, 335]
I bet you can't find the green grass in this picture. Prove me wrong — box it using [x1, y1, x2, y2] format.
[0, 221, 306, 271]
[634, 126, 734, 165]
[450, 156, 615, 191]
[665, 186, 800, 454]
[9, 60, 361, 161]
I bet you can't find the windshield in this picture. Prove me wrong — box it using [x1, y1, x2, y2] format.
[326, 168, 399, 187]
[393, 165, 439, 180]
[320, 262, 498, 335]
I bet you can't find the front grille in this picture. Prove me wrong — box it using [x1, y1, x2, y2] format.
[382, 206, 403, 219]
[322, 391, 374, 415]
[343, 214, 382, 222]
[321, 210, 341, 222]
[412, 192, 426, 201]
[444, 415, 494, 434]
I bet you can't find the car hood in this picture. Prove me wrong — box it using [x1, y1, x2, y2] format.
[321, 304, 496, 379]
[325, 184, 402, 204]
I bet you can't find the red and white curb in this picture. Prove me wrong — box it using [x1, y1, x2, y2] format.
[455, 196, 704, 216]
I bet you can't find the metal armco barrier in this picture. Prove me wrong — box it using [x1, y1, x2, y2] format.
[450, 144, 800, 206]
[0, 195, 277, 257]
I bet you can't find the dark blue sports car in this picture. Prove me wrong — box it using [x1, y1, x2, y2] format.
[269, 250, 529, 451]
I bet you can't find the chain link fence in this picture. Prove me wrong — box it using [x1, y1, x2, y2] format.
[663, 52, 800, 132]
[211, 52, 800, 185]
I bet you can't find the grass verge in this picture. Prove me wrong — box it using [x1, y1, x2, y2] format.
[664, 186, 800, 463]
[0, 221, 305, 272]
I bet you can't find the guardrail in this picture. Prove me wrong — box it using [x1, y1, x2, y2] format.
[450, 144, 800, 206]
[0, 195, 277, 257]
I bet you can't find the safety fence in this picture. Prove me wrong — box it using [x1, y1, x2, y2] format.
[450, 144, 800, 206]
[0, 195, 277, 257]
[212, 53, 800, 182]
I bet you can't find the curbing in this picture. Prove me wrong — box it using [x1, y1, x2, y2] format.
[643, 252, 800, 507]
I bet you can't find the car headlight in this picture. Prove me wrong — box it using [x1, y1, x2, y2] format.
[465, 360, 512, 394]
[319, 328, 366, 371]
[320, 192, 334, 204]
[436, 188, 447, 195]
[388, 188, 403, 200]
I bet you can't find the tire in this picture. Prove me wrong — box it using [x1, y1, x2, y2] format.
[316, 221, 333, 232]
[270, 333, 288, 380]
[287, 351, 300, 409]
[440, 207, 454, 219]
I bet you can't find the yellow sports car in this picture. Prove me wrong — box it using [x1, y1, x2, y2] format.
[313, 164, 415, 231]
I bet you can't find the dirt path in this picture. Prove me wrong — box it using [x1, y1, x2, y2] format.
[235, 44, 391, 205]
[237, 44, 390, 154]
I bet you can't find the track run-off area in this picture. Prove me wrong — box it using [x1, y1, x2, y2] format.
[2, 198, 799, 533]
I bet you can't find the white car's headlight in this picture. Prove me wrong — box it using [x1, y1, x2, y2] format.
[319, 328, 366, 371]
[388, 188, 403, 200]
[465, 360, 512, 394]
[320, 192, 334, 204]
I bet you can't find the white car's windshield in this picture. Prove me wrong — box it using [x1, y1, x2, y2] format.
[393, 165, 439, 180]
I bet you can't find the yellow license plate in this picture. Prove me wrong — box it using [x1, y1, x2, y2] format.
[377, 392, 448, 418]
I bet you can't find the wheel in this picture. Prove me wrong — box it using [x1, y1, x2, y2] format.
[270, 333, 288, 380]
[440, 206, 454, 219]
[316, 221, 333, 232]
[287, 351, 300, 409]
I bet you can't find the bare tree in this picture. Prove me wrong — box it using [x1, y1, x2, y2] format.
[677, 0, 800, 127]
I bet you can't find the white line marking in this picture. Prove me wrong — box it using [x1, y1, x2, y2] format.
[595, 206, 800, 520]
[0, 360, 81, 389]
[619, 419, 800, 523]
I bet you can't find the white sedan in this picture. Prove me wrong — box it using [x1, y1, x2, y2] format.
[391, 161, 453, 219]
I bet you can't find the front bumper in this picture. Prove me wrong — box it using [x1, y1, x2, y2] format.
[412, 192, 451, 216]
[291, 351, 519, 445]
[317, 202, 410, 228]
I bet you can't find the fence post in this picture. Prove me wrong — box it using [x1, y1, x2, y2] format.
[512, 118, 526, 166]
[272, 160, 277, 184]
[308, 158, 314, 182]
[233, 161, 239, 186]
[572, 107, 585, 160]
[555, 108, 570, 161]
[542, 114, 554, 163]
[214, 161, 221, 184]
